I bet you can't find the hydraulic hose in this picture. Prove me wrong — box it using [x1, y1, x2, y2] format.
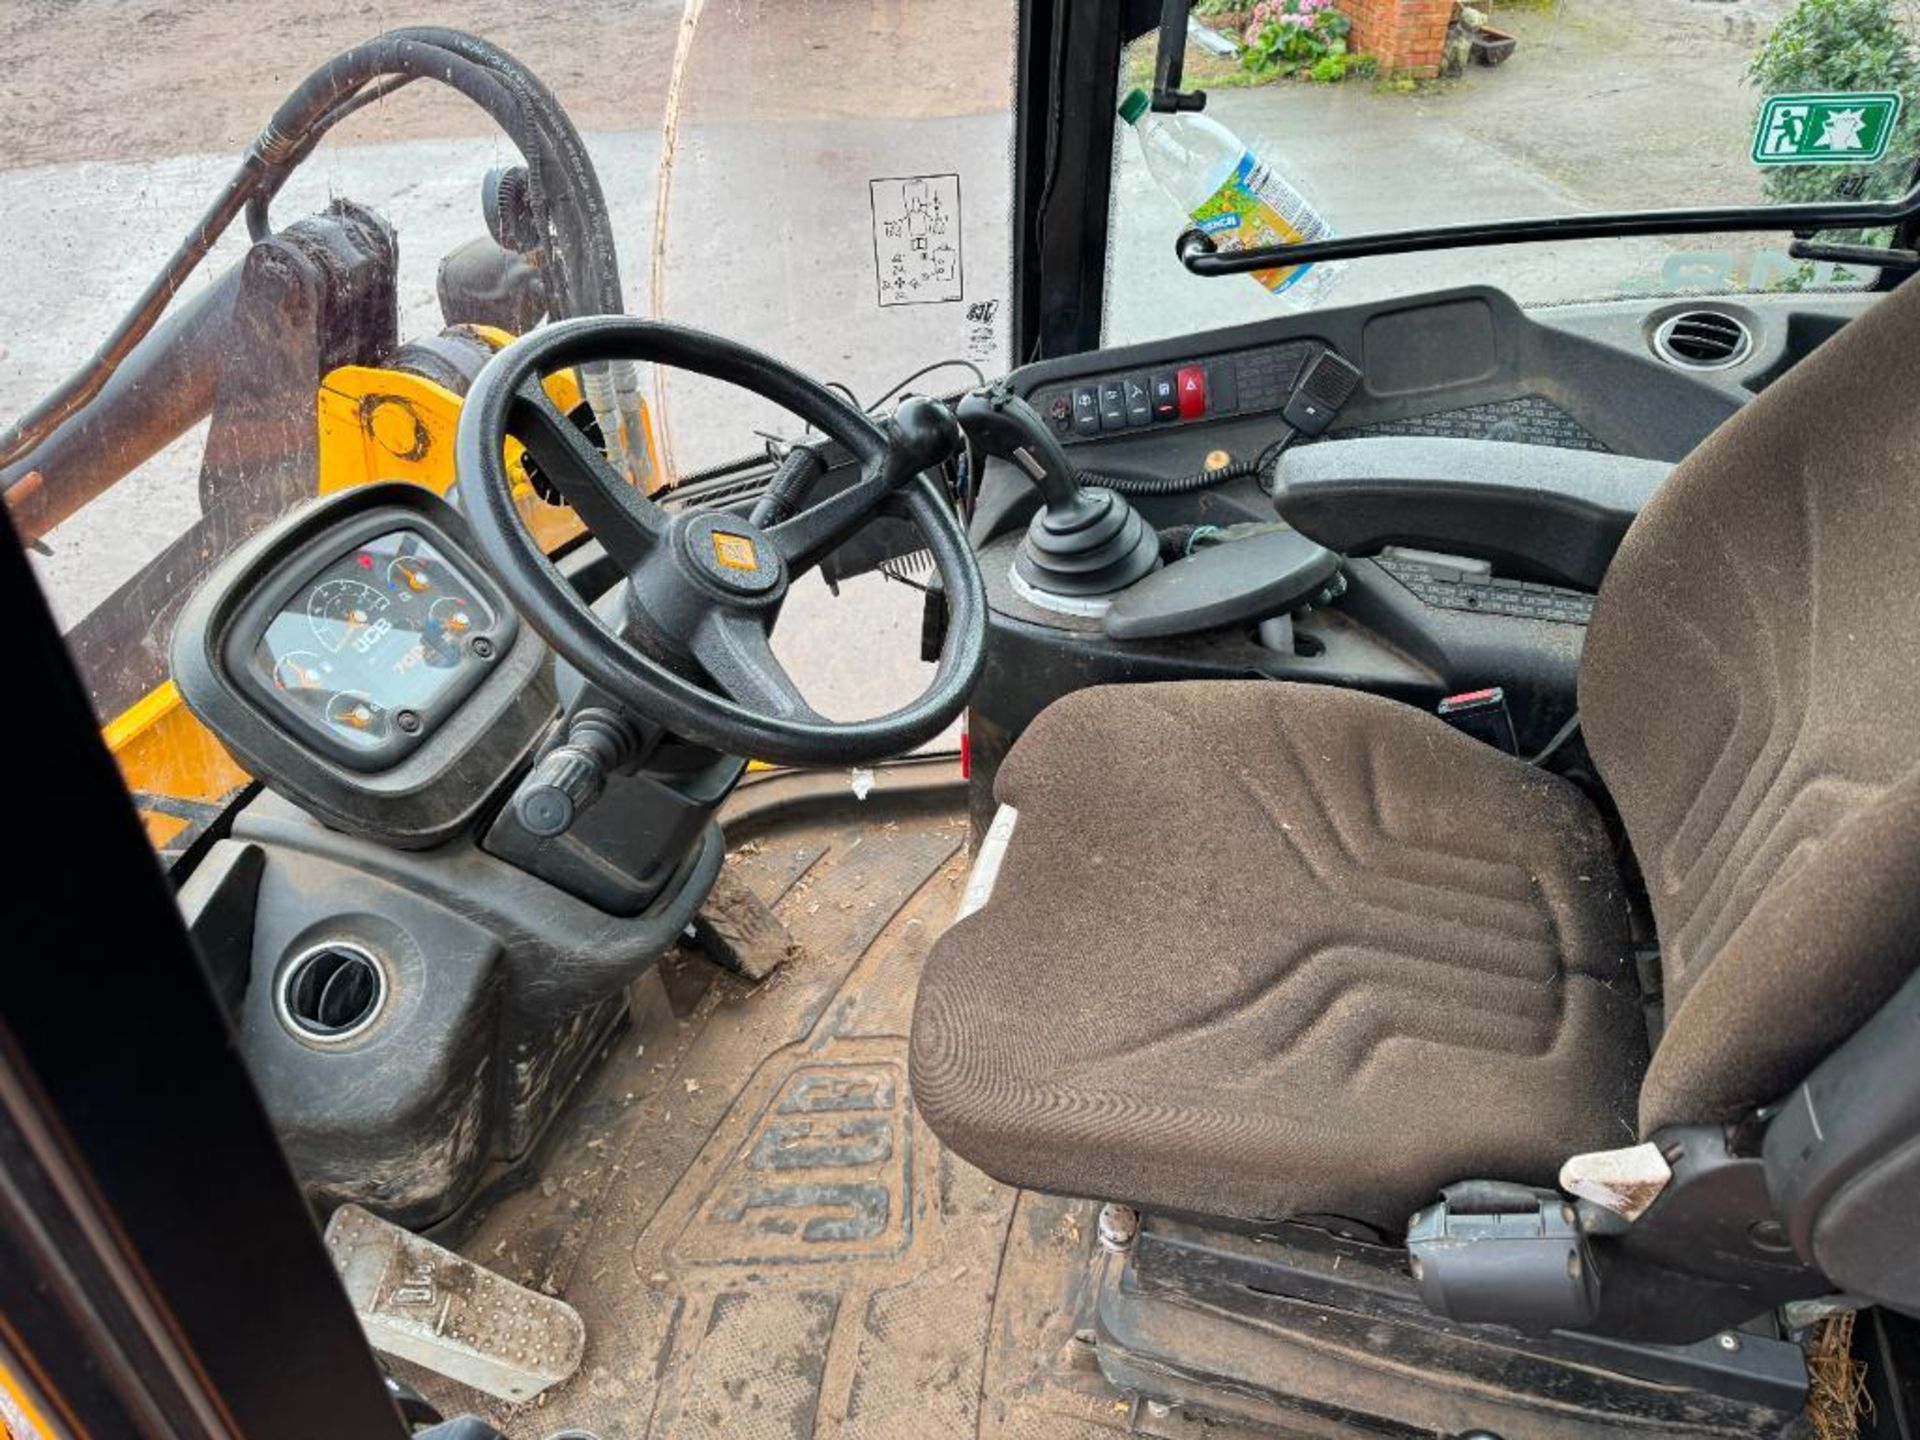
[0, 159, 268, 471]
[0, 265, 245, 542]
[243, 75, 414, 242]
[1, 28, 626, 486]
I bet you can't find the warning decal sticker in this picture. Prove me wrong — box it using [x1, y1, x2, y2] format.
[870, 173, 963, 306]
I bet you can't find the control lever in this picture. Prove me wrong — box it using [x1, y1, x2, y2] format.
[512, 708, 640, 837]
[956, 382, 1159, 600]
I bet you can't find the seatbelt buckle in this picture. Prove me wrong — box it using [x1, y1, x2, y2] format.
[1437, 686, 1517, 754]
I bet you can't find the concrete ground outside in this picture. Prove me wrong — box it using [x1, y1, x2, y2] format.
[0, 0, 1853, 727]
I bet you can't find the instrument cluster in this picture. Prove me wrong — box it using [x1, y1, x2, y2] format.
[254, 529, 499, 759]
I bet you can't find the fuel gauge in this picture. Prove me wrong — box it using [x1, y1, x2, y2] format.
[386, 553, 440, 597]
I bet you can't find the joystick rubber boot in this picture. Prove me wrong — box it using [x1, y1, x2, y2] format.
[1013, 486, 1160, 596]
[955, 383, 1160, 600]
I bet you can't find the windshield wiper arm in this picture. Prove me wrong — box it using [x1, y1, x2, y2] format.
[1175, 180, 1920, 275]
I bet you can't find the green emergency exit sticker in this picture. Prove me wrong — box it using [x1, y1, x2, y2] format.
[1752, 92, 1903, 166]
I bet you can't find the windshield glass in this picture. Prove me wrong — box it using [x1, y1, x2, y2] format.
[1, 3, 1015, 856]
[1105, 0, 1918, 345]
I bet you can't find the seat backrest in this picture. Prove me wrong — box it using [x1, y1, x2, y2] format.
[1580, 278, 1920, 1135]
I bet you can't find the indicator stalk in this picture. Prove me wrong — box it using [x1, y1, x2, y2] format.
[512, 709, 640, 838]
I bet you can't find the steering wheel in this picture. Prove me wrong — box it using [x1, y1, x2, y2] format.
[455, 317, 988, 767]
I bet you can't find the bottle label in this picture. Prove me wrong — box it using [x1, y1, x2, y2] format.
[1190, 151, 1327, 294]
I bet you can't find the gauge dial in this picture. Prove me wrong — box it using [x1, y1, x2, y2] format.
[271, 649, 326, 692]
[252, 526, 508, 764]
[324, 691, 387, 740]
[307, 579, 389, 652]
[386, 553, 439, 597]
[428, 595, 476, 637]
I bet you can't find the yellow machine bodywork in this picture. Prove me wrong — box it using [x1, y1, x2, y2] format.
[105, 342, 658, 853]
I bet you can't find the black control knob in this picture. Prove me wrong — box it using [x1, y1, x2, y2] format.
[516, 746, 607, 837]
[510, 708, 638, 838]
[887, 394, 964, 476]
[955, 383, 1160, 600]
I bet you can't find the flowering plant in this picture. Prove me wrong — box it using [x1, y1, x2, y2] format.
[1241, 0, 1360, 80]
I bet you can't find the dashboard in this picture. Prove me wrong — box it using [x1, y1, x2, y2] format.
[173, 483, 552, 848]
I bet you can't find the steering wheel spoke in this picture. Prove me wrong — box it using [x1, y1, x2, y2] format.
[508, 381, 662, 573]
[689, 609, 824, 725]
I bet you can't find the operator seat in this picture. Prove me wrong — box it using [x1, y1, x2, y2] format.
[910, 275, 1920, 1231]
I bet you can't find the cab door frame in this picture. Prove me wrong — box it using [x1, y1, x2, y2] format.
[0, 513, 406, 1439]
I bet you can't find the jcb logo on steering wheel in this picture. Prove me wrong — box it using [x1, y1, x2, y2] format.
[711, 532, 760, 571]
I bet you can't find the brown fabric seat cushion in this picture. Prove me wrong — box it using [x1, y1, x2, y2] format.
[912, 681, 1647, 1228]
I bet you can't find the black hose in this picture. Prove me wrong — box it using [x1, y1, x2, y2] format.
[395, 27, 621, 315]
[249, 39, 550, 272]
[0, 159, 268, 470]
[245, 74, 415, 242]
[1, 28, 621, 480]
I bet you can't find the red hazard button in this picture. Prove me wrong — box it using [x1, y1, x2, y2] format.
[1176, 364, 1207, 420]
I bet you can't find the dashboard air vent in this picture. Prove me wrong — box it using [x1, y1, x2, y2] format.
[278, 943, 387, 1044]
[1652, 310, 1752, 370]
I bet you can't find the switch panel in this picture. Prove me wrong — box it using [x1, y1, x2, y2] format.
[1030, 340, 1321, 443]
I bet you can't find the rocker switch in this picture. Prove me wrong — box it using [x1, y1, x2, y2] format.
[1150, 372, 1179, 423]
[1176, 364, 1207, 420]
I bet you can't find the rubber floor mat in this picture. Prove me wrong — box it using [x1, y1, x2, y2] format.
[398, 767, 1267, 1440]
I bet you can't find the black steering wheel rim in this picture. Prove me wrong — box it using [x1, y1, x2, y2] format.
[456, 316, 987, 766]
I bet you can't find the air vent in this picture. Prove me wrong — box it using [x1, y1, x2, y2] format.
[1653, 310, 1753, 370]
[277, 943, 387, 1044]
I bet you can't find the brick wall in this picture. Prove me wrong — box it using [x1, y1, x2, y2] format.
[1343, 0, 1452, 77]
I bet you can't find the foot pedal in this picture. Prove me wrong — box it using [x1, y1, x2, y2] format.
[1406, 1181, 1599, 1330]
[324, 1203, 585, 1402]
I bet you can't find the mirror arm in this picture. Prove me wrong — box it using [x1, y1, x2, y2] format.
[1151, 0, 1208, 113]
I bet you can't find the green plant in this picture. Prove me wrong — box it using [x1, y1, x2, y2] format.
[1310, 51, 1376, 82]
[1240, 0, 1358, 80]
[1747, 0, 1920, 245]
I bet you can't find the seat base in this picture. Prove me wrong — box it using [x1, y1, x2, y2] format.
[1095, 1214, 1808, 1440]
[914, 681, 1650, 1228]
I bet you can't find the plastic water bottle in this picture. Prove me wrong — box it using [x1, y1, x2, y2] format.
[1118, 87, 1341, 306]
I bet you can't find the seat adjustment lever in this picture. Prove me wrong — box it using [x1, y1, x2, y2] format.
[1406, 1182, 1600, 1330]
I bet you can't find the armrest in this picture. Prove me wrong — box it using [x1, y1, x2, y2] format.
[1102, 528, 1341, 641]
[1271, 437, 1672, 591]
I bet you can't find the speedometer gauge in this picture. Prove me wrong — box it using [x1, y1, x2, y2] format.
[307, 579, 389, 652]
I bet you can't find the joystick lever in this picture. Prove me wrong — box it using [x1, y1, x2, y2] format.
[956, 383, 1159, 600]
